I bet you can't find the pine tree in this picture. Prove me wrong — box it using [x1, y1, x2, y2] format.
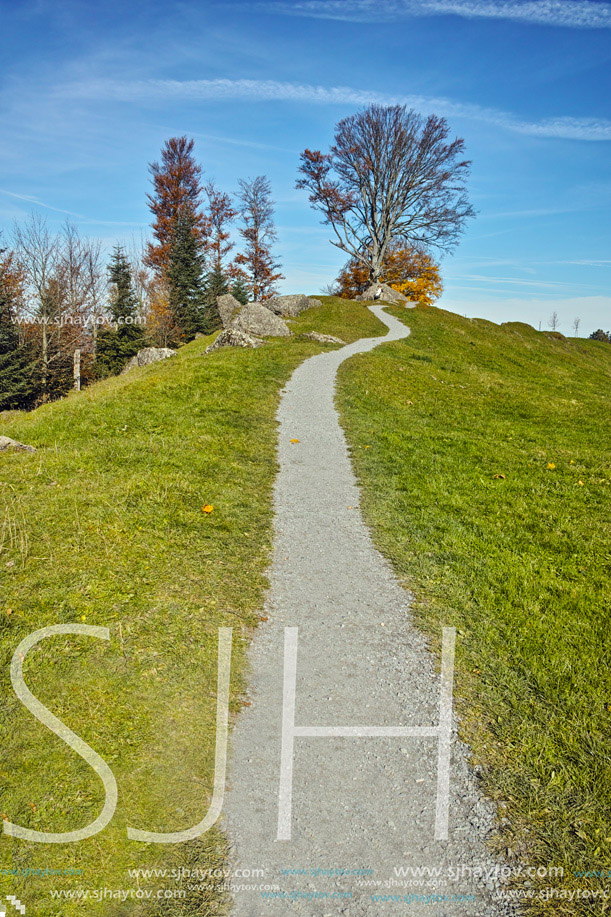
[230, 276, 250, 305]
[145, 136, 207, 278]
[0, 255, 36, 410]
[201, 265, 227, 334]
[96, 245, 145, 377]
[167, 210, 207, 340]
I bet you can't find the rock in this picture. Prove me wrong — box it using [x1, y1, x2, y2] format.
[206, 329, 266, 352]
[263, 293, 322, 318]
[217, 293, 243, 329]
[264, 294, 322, 317]
[121, 348, 176, 374]
[0, 436, 36, 453]
[356, 282, 410, 304]
[301, 332, 346, 345]
[231, 302, 291, 337]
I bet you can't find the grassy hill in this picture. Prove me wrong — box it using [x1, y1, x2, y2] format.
[337, 305, 611, 914]
[2, 298, 610, 915]
[0, 299, 383, 916]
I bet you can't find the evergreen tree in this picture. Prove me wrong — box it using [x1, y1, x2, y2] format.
[167, 210, 207, 340]
[202, 265, 226, 334]
[145, 136, 207, 277]
[0, 257, 36, 410]
[96, 245, 145, 377]
[230, 276, 250, 305]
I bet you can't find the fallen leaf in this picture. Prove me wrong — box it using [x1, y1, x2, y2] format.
[202, 504, 214, 514]
[578, 481, 584, 486]
[290, 438, 300, 444]
[494, 474, 506, 480]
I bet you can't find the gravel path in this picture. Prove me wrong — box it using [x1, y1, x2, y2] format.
[223, 306, 515, 917]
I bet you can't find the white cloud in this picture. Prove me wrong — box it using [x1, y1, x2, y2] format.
[262, 0, 611, 29]
[56, 78, 611, 141]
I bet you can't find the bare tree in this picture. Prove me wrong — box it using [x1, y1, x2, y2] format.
[13, 214, 59, 395]
[549, 311, 560, 331]
[234, 176, 283, 301]
[204, 180, 237, 274]
[297, 104, 475, 282]
[572, 317, 581, 337]
[84, 240, 105, 352]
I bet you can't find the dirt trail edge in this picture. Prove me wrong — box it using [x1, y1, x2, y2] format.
[223, 305, 516, 917]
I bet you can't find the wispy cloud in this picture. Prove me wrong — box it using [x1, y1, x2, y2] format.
[261, 0, 611, 29]
[56, 78, 611, 141]
[0, 189, 146, 227]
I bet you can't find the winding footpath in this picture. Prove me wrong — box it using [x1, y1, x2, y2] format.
[223, 306, 514, 916]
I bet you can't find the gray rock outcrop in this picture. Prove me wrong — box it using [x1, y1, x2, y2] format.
[217, 293, 243, 329]
[356, 282, 410, 304]
[0, 436, 36, 453]
[206, 329, 265, 352]
[264, 294, 321, 317]
[122, 348, 176, 373]
[231, 302, 291, 337]
[301, 332, 346, 345]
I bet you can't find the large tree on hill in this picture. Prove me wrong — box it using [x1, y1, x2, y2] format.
[145, 136, 207, 277]
[0, 247, 36, 410]
[234, 176, 283, 301]
[297, 104, 475, 282]
[336, 243, 443, 306]
[96, 245, 145, 377]
[166, 209, 210, 339]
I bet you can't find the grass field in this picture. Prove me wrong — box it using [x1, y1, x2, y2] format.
[336, 304, 611, 914]
[0, 297, 383, 916]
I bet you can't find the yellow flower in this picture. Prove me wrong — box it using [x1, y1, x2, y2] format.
[202, 504, 214, 514]
[546, 462, 556, 469]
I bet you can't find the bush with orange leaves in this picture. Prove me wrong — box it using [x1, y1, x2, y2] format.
[335, 244, 443, 306]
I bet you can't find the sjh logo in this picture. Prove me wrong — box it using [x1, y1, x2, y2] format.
[2, 897, 26, 915]
[5, 623, 455, 846]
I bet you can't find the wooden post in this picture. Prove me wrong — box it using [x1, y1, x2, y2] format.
[73, 348, 81, 392]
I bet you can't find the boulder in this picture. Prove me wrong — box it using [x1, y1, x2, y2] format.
[122, 347, 176, 374]
[217, 293, 243, 329]
[263, 293, 322, 318]
[0, 436, 36, 453]
[302, 332, 346, 345]
[206, 329, 265, 352]
[356, 282, 409, 304]
[264, 294, 323, 317]
[231, 302, 291, 338]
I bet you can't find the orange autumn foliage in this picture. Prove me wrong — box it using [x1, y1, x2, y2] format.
[336, 245, 443, 306]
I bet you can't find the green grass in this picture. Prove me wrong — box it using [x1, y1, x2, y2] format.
[0, 297, 383, 916]
[336, 305, 611, 914]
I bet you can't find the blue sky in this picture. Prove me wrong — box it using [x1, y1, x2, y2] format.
[0, 0, 609, 333]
